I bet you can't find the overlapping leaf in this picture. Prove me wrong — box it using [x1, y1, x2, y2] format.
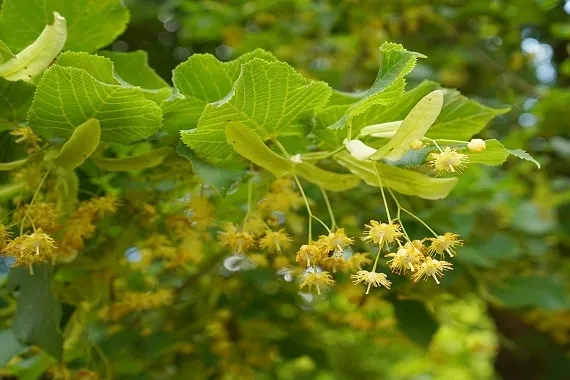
[328, 42, 419, 131]
[0, 0, 129, 53]
[182, 58, 331, 161]
[162, 49, 277, 132]
[0, 78, 36, 130]
[27, 65, 162, 144]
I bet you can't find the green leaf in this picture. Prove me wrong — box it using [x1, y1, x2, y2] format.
[91, 147, 173, 172]
[176, 143, 248, 198]
[98, 50, 169, 89]
[55, 51, 117, 84]
[457, 234, 521, 267]
[371, 90, 443, 160]
[9, 352, 55, 380]
[294, 162, 360, 192]
[467, 139, 510, 166]
[327, 89, 364, 106]
[163, 49, 277, 132]
[328, 42, 419, 130]
[508, 148, 541, 168]
[391, 298, 438, 347]
[0, 12, 66, 82]
[0, 329, 27, 367]
[0, 0, 129, 53]
[335, 151, 457, 200]
[0, 39, 15, 63]
[490, 276, 570, 310]
[0, 78, 36, 129]
[52, 118, 101, 170]
[182, 58, 331, 160]
[7, 265, 63, 360]
[28, 66, 162, 144]
[225, 122, 293, 177]
[313, 105, 349, 149]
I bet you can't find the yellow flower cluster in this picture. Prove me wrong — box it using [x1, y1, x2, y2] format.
[257, 178, 304, 215]
[99, 289, 173, 321]
[217, 222, 293, 256]
[186, 197, 215, 230]
[14, 202, 59, 231]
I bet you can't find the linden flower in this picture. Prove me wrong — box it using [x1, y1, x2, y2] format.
[347, 253, 373, 271]
[217, 223, 255, 254]
[430, 146, 469, 175]
[244, 216, 267, 237]
[259, 229, 292, 254]
[17, 202, 59, 231]
[187, 197, 214, 229]
[467, 138, 486, 153]
[362, 220, 403, 248]
[2, 229, 56, 269]
[428, 233, 463, 258]
[385, 245, 423, 274]
[299, 271, 335, 294]
[351, 270, 392, 294]
[318, 228, 353, 254]
[295, 242, 325, 267]
[89, 194, 120, 218]
[412, 257, 453, 284]
[322, 256, 347, 273]
[0, 224, 12, 250]
[10, 127, 41, 151]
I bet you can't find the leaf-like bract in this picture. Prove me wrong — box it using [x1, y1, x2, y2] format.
[91, 147, 173, 172]
[52, 118, 101, 170]
[294, 162, 360, 192]
[0, 12, 66, 82]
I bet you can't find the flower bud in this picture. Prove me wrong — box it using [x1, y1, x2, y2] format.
[467, 138, 486, 152]
[409, 139, 423, 150]
[344, 139, 377, 161]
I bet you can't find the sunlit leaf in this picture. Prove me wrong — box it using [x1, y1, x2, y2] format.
[508, 149, 541, 168]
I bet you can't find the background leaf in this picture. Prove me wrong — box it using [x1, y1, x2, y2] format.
[508, 149, 541, 168]
[391, 298, 439, 347]
[0, 78, 36, 130]
[491, 276, 570, 310]
[0, 330, 27, 367]
[7, 265, 63, 360]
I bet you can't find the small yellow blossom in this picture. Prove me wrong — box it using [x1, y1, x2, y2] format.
[2, 229, 56, 267]
[187, 197, 214, 229]
[412, 257, 453, 284]
[347, 253, 373, 271]
[243, 216, 267, 237]
[299, 271, 335, 294]
[362, 220, 403, 248]
[10, 127, 41, 152]
[0, 224, 12, 250]
[385, 244, 424, 274]
[430, 146, 469, 175]
[89, 194, 120, 218]
[217, 223, 255, 253]
[467, 138, 486, 152]
[318, 228, 353, 254]
[259, 229, 292, 254]
[351, 270, 391, 294]
[16, 202, 59, 231]
[410, 139, 423, 150]
[322, 256, 346, 273]
[428, 233, 463, 258]
[295, 242, 326, 267]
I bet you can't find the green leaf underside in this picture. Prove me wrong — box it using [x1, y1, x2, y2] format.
[182, 58, 331, 161]
[371, 90, 443, 160]
[317, 81, 509, 145]
[27, 65, 162, 144]
[225, 122, 293, 177]
[328, 42, 418, 131]
[335, 151, 458, 200]
[162, 49, 277, 132]
[490, 276, 570, 310]
[0, 0, 130, 53]
[0, 77, 36, 128]
[176, 143, 248, 198]
[508, 148, 541, 168]
[391, 298, 439, 347]
[7, 265, 63, 360]
[0, 330, 27, 366]
[99, 50, 168, 89]
[91, 147, 173, 172]
[294, 162, 360, 192]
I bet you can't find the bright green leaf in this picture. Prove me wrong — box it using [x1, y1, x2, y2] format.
[0, 0, 129, 53]
[0, 12, 66, 82]
[28, 66, 163, 144]
[99, 50, 169, 89]
[508, 148, 541, 168]
[0, 39, 15, 63]
[182, 58, 330, 160]
[162, 49, 277, 132]
[335, 151, 458, 200]
[225, 122, 293, 177]
[55, 51, 117, 84]
[7, 265, 63, 360]
[176, 143, 248, 198]
[467, 139, 510, 166]
[371, 90, 443, 160]
[294, 162, 360, 192]
[329, 42, 419, 131]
